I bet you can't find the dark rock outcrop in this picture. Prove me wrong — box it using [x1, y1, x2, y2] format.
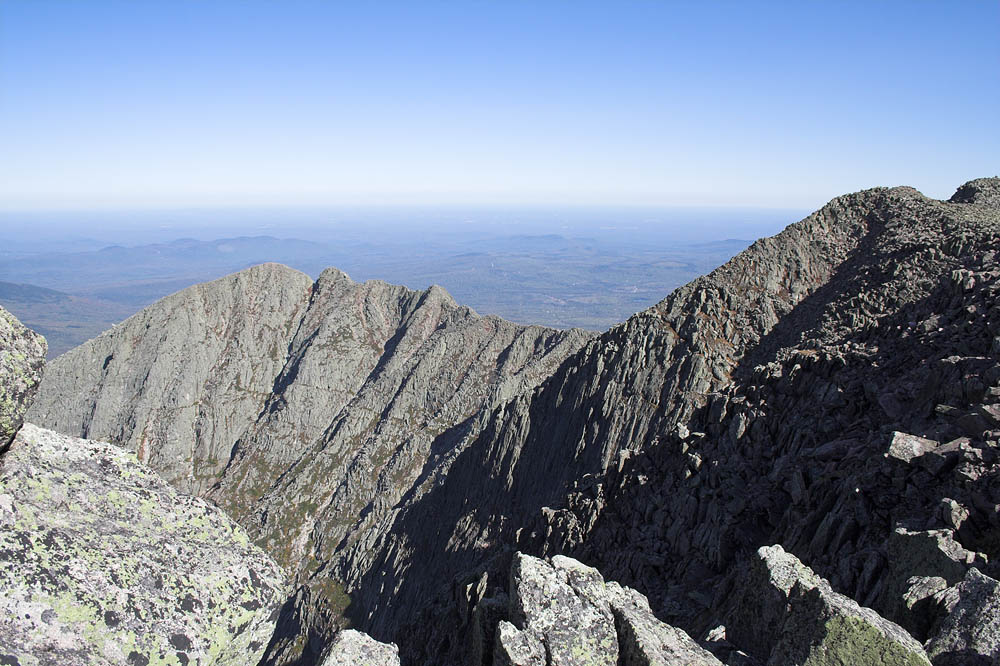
[351, 179, 1000, 659]
[0, 305, 45, 449]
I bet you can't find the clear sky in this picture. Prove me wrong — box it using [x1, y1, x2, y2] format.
[1, 1, 997, 211]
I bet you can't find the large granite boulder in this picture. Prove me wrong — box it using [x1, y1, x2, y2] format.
[0, 423, 287, 665]
[0, 305, 45, 449]
[497, 553, 721, 666]
[728, 545, 931, 666]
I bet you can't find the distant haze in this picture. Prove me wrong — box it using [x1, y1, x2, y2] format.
[1, 1, 997, 212]
[0, 204, 808, 354]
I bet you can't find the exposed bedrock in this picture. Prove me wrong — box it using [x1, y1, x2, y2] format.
[26, 178, 1000, 664]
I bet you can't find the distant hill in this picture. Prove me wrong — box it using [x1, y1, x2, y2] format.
[0, 233, 753, 337]
[0, 281, 134, 357]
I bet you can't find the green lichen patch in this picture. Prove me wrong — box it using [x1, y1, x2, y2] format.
[0, 424, 288, 666]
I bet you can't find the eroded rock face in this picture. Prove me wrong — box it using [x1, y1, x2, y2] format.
[27, 262, 316, 495]
[0, 423, 287, 666]
[28, 263, 592, 663]
[0, 305, 46, 449]
[28, 178, 1000, 664]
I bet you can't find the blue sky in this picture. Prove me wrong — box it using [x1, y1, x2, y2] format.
[1, 1, 997, 210]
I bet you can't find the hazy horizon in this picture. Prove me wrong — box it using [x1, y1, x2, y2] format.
[2, 1, 997, 212]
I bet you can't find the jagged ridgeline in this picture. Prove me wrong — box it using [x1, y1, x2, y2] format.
[27, 178, 1000, 665]
[27, 264, 594, 661]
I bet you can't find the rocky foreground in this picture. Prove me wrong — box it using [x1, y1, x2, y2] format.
[0, 306, 287, 665]
[11, 177, 1000, 664]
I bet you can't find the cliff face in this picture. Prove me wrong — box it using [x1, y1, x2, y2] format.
[29, 178, 1000, 666]
[339, 178, 1000, 663]
[28, 263, 315, 495]
[29, 263, 593, 662]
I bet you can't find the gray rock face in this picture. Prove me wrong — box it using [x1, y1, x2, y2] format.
[0, 422, 286, 665]
[0, 305, 46, 448]
[926, 568, 1000, 665]
[28, 262, 315, 495]
[29, 262, 592, 663]
[319, 629, 400, 666]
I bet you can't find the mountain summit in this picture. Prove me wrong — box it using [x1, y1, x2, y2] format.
[28, 178, 1000, 665]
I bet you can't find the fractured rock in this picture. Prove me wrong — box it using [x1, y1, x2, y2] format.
[878, 527, 988, 636]
[887, 431, 939, 464]
[500, 553, 720, 666]
[728, 545, 930, 666]
[605, 582, 722, 665]
[508, 553, 618, 666]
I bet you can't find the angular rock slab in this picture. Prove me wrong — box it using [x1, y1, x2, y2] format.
[0, 423, 287, 666]
[877, 527, 986, 637]
[0, 306, 46, 449]
[499, 553, 721, 666]
[604, 582, 721, 666]
[319, 629, 401, 666]
[507, 552, 619, 666]
[728, 545, 931, 666]
[927, 568, 1000, 665]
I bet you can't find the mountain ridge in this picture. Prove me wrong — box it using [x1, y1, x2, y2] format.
[26, 177, 1000, 665]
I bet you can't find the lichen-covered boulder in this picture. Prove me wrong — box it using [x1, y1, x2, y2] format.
[926, 568, 1000, 665]
[318, 629, 401, 666]
[505, 553, 619, 666]
[496, 553, 720, 666]
[0, 306, 46, 449]
[728, 545, 931, 666]
[0, 423, 287, 665]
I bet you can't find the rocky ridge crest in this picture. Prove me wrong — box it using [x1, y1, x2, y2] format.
[29, 265, 593, 662]
[25, 177, 1000, 665]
